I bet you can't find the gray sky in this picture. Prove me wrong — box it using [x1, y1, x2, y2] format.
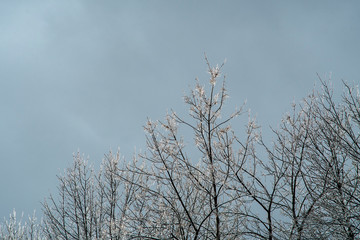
[1, 1, 359, 218]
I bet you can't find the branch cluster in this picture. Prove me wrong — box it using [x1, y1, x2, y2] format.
[1, 63, 360, 240]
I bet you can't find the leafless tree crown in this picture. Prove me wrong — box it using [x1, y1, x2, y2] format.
[1, 63, 360, 240]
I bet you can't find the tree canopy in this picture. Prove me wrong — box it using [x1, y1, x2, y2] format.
[1, 61, 360, 239]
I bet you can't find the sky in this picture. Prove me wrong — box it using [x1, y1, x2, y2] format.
[1, 0, 360, 219]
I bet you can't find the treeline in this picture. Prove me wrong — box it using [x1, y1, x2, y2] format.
[1, 62, 360, 239]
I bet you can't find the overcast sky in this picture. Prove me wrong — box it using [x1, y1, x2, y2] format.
[1, 1, 359, 218]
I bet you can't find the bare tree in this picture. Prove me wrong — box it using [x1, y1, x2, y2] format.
[97, 150, 144, 239]
[121, 59, 289, 239]
[6, 60, 359, 240]
[305, 80, 360, 239]
[41, 150, 142, 240]
[0, 209, 43, 240]
[266, 97, 328, 239]
[42, 152, 100, 239]
[265, 79, 360, 239]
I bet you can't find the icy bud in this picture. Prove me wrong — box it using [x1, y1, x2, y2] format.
[195, 135, 203, 147]
[213, 93, 219, 104]
[209, 64, 220, 86]
[210, 77, 216, 86]
[144, 119, 157, 133]
[285, 114, 292, 124]
[219, 125, 231, 134]
[162, 113, 177, 134]
[195, 84, 205, 97]
[184, 95, 190, 104]
[253, 132, 260, 142]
